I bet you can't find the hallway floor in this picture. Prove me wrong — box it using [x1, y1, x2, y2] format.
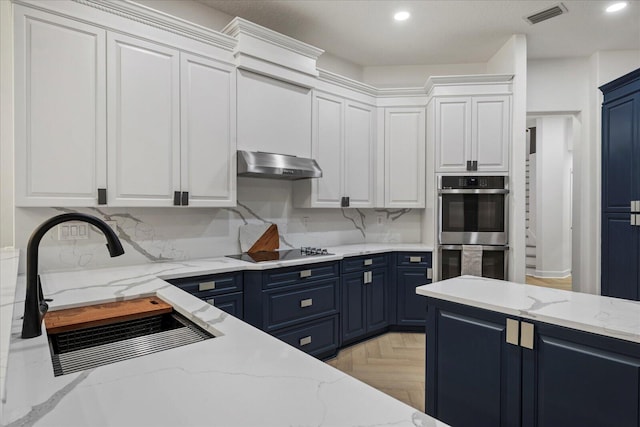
[325, 276, 573, 412]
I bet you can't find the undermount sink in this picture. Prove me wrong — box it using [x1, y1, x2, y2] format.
[46, 298, 214, 376]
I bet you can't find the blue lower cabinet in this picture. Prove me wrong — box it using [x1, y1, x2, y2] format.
[168, 272, 244, 320]
[395, 252, 432, 327]
[205, 292, 243, 319]
[522, 321, 640, 427]
[426, 298, 640, 427]
[426, 298, 521, 427]
[243, 262, 341, 359]
[341, 266, 389, 345]
[273, 315, 339, 359]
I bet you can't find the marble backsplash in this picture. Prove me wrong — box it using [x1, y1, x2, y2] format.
[13, 178, 422, 274]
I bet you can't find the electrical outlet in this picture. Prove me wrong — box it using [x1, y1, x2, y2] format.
[302, 216, 309, 228]
[58, 222, 89, 240]
[377, 215, 384, 226]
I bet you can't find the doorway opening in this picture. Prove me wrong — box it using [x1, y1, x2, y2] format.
[525, 114, 579, 290]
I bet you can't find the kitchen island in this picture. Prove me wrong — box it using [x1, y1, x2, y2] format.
[1, 244, 444, 427]
[416, 276, 640, 427]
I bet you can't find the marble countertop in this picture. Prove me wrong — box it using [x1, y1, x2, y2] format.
[416, 275, 640, 344]
[1, 244, 445, 427]
[0, 249, 20, 402]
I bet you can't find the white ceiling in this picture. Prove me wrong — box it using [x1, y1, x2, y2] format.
[198, 0, 640, 66]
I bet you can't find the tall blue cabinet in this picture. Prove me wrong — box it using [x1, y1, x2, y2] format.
[600, 68, 640, 301]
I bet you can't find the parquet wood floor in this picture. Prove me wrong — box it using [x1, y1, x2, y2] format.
[326, 332, 426, 411]
[325, 277, 571, 412]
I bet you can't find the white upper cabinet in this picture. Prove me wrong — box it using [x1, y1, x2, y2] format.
[294, 91, 375, 208]
[472, 96, 510, 172]
[434, 98, 472, 172]
[180, 53, 236, 207]
[107, 33, 181, 207]
[344, 101, 375, 207]
[428, 75, 512, 174]
[384, 108, 426, 208]
[15, 3, 237, 208]
[14, 7, 106, 206]
[237, 69, 312, 158]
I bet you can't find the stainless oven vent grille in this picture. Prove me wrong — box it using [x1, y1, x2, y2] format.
[524, 3, 567, 24]
[49, 312, 213, 376]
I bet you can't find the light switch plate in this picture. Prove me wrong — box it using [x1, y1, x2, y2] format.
[58, 222, 89, 240]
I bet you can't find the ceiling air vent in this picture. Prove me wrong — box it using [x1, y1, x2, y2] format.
[524, 3, 568, 24]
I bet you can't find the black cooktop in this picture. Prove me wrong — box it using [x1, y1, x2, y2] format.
[226, 249, 332, 263]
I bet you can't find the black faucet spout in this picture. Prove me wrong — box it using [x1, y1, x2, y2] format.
[21, 213, 125, 339]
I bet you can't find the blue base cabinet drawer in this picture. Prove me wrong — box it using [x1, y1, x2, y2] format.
[262, 262, 340, 289]
[397, 252, 432, 267]
[273, 315, 339, 359]
[342, 254, 388, 273]
[264, 279, 339, 331]
[170, 272, 243, 296]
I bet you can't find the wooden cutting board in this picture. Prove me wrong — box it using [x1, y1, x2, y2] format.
[44, 296, 173, 334]
[247, 223, 280, 253]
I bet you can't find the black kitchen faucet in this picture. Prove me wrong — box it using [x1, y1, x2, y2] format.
[21, 213, 125, 339]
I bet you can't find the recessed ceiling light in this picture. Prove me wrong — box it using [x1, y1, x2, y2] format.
[606, 2, 628, 12]
[394, 11, 411, 21]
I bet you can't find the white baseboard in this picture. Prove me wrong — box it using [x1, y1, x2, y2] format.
[530, 269, 571, 279]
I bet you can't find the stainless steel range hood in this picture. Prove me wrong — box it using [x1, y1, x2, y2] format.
[237, 150, 322, 180]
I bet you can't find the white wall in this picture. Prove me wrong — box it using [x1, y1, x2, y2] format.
[362, 62, 487, 87]
[486, 34, 528, 284]
[0, 0, 14, 248]
[133, 0, 234, 31]
[527, 58, 589, 113]
[534, 116, 572, 278]
[317, 52, 363, 81]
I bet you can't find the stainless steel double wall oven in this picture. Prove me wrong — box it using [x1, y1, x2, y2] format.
[438, 175, 509, 280]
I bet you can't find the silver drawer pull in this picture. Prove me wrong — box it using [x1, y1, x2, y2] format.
[426, 268, 433, 280]
[206, 298, 215, 306]
[199, 281, 216, 291]
[300, 270, 312, 278]
[409, 256, 422, 263]
[364, 259, 373, 266]
[300, 298, 313, 308]
[299, 336, 312, 346]
[364, 271, 372, 284]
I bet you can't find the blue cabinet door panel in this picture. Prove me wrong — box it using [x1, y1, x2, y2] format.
[426, 299, 521, 427]
[602, 95, 638, 212]
[342, 272, 366, 342]
[602, 213, 639, 300]
[397, 267, 430, 326]
[366, 268, 389, 332]
[522, 321, 640, 427]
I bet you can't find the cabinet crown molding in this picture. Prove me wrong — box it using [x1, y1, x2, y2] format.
[222, 17, 324, 60]
[425, 74, 514, 97]
[317, 69, 429, 99]
[51, 0, 237, 51]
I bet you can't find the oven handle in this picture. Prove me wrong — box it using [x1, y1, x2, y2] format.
[438, 189, 509, 195]
[439, 244, 510, 251]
